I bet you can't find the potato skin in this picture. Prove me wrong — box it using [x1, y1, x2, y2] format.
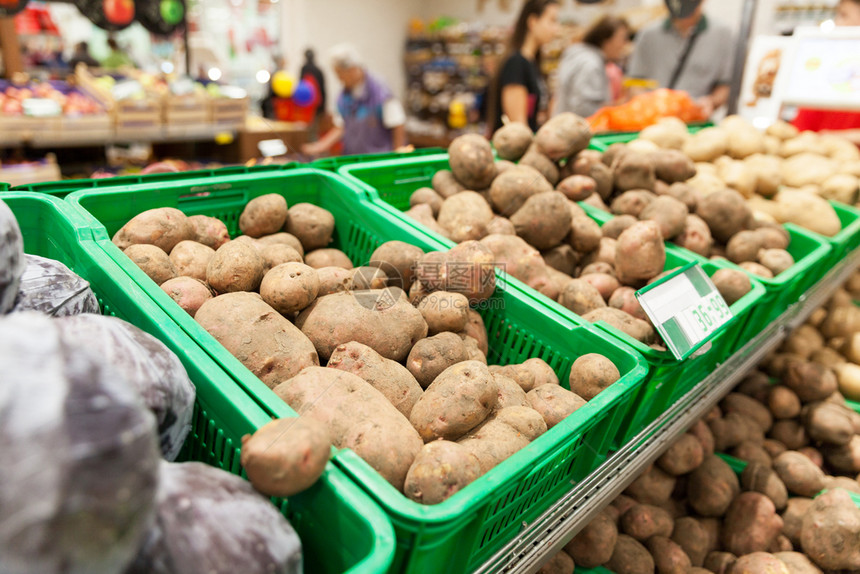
[259, 244, 302, 272]
[206, 240, 265, 293]
[510, 191, 572, 250]
[239, 194, 288, 238]
[304, 248, 353, 270]
[273, 367, 423, 491]
[564, 510, 617, 568]
[409, 187, 444, 217]
[449, 134, 497, 190]
[409, 361, 497, 442]
[536, 550, 575, 574]
[260, 262, 319, 315]
[741, 463, 788, 511]
[405, 332, 470, 389]
[712, 269, 752, 306]
[492, 122, 533, 162]
[558, 279, 606, 316]
[446, 240, 497, 303]
[195, 292, 319, 388]
[296, 290, 428, 362]
[620, 504, 674, 541]
[721, 493, 783, 556]
[526, 384, 586, 429]
[113, 207, 194, 252]
[568, 353, 621, 401]
[169, 240, 215, 281]
[615, 221, 666, 286]
[583, 307, 656, 344]
[647, 535, 691, 574]
[489, 165, 553, 217]
[125, 244, 177, 285]
[240, 416, 331, 497]
[417, 291, 469, 334]
[187, 214, 230, 250]
[284, 203, 335, 250]
[535, 112, 591, 160]
[688, 454, 740, 517]
[437, 191, 494, 243]
[256, 231, 305, 256]
[403, 440, 481, 505]
[672, 516, 709, 567]
[696, 189, 753, 244]
[432, 170, 466, 198]
[730, 552, 789, 574]
[799, 488, 860, 571]
[607, 534, 655, 574]
[160, 276, 213, 317]
[369, 240, 425, 290]
[657, 433, 705, 476]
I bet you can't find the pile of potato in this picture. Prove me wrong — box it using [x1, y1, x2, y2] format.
[406, 116, 756, 348]
[535, 283, 860, 574]
[112, 194, 625, 504]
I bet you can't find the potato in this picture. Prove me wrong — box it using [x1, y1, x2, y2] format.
[601, 214, 638, 240]
[298, 288, 426, 362]
[456, 309, 488, 357]
[259, 244, 303, 272]
[187, 214, 230, 250]
[432, 169, 466, 198]
[669, 517, 708, 567]
[615, 221, 666, 286]
[328, 341, 423, 418]
[526, 384, 586, 428]
[315, 266, 352, 297]
[564, 511, 618, 568]
[510, 191, 572, 250]
[722, 393, 773, 433]
[688, 454, 740, 517]
[557, 174, 596, 201]
[822, 435, 860, 473]
[745, 153, 783, 197]
[730, 552, 789, 574]
[257, 231, 305, 256]
[350, 266, 387, 290]
[711, 268, 752, 306]
[768, 386, 801, 420]
[125, 244, 177, 285]
[683, 127, 729, 162]
[624, 464, 676, 505]
[758, 249, 794, 276]
[409, 361, 496, 441]
[486, 216, 516, 236]
[803, 401, 854, 445]
[611, 190, 657, 217]
[620, 503, 674, 541]
[640, 118, 689, 150]
[259, 262, 319, 316]
[767, 120, 799, 141]
[569, 215, 602, 253]
[456, 417, 530, 475]
[607, 286, 647, 322]
[824, 475, 860, 494]
[574, 156, 614, 200]
[492, 122, 533, 161]
[282, 203, 335, 250]
[161, 276, 212, 317]
[196, 292, 319, 387]
[480, 234, 557, 299]
[449, 134, 496, 189]
[403, 440, 481, 504]
[731, 441, 773, 468]
[581, 261, 616, 277]
[406, 332, 469, 389]
[647, 535, 691, 574]
[240, 416, 330, 497]
[492, 373, 531, 410]
[362, 242, 422, 291]
[798, 445, 824, 468]
[542, 244, 580, 276]
[656, 433, 704, 476]
[640, 195, 689, 240]
[675, 214, 714, 257]
[410, 187, 444, 216]
[773, 552, 822, 574]
[488, 165, 553, 217]
[568, 353, 620, 401]
[652, 149, 696, 183]
[780, 498, 813, 553]
[834, 362, 860, 401]
[536, 551, 574, 574]
[416, 291, 469, 335]
[716, 156, 757, 198]
[821, 302, 860, 338]
[607, 534, 655, 574]
[784, 361, 838, 403]
[800, 488, 860, 570]
[696, 189, 753, 243]
[741, 462, 788, 511]
[304, 248, 353, 270]
[583, 307, 656, 344]
[726, 230, 765, 264]
[721, 492, 784, 556]
[558, 278, 606, 315]
[756, 189, 841, 237]
[113, 207, 194, 252]
[535, 112, 591, 160]
[493, 358, 559, 393]
[769, 420, 808, 451]
[740, 261, 774, 279]
[773, 451, 825, 497]
[239, 194, 288, 238]
[613, 152, 656, 192]
[274, 366, 422, 491]
[582, 192, 610, 212]
[821, 173, 859, 204]
[437, 191, 494, 243]
[782, 325, 823, 359]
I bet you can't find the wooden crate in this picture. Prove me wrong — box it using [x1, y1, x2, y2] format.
[164, 94, 209, 136]
[0, 115, 59, 138]
[0, 155, 61, 187]
[75, 67, 163, 139]
[210, 97, 248, 129]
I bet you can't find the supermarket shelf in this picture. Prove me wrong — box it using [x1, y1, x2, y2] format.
[475, 246, 860, 574]
[3, 126, 239, 149]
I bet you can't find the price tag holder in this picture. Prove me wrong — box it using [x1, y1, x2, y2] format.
[635, 262, 733, 361]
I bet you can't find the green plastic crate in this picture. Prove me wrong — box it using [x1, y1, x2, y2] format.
[311, 148, 446, 172]
[6, 163, 298, 198]
[813, 201, 860, 269]
[66, 168, 649, 574]
[1, 191, 395, 574]
[0, 182, 8, 192]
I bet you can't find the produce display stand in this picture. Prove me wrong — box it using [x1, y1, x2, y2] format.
[63, 168, 651, 574]
[1, 191, 397, 574]
[472, 244, 860, 574]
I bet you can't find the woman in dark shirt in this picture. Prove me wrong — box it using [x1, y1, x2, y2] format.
[488, 0, 560, 133]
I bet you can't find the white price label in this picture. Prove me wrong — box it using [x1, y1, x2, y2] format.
[635, 263, 733, 360]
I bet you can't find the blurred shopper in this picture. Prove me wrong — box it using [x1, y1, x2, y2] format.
[791, 0, 860, 144]
[101, 37, 135, 70]
[487, 0, 560, 133]
[300, 49, 327, 116]
[68, 42, 99, 70]
[554, 15, 631, 118]
[627, 0, 734, 117]
[302, 43, 406, 156]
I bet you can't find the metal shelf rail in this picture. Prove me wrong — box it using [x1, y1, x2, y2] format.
[475, 247, 860, 574]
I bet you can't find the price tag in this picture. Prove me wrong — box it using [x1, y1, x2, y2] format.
[635, 262, 733, 360]
[258, 139, 288, 157]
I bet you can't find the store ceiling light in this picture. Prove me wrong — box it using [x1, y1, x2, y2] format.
[256, 70, 271, 84]
[208, 67, 222, 82]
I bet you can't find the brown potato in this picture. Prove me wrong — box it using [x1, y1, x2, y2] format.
[657, 433, 705, 476]
[569, 215, 603, 253]
[187, 214, 230, 250]
[526, 384, 586, 428]
[493, 358, 559, 392]
[206, 240, 265, 293]
[615, 221, 666, 286]
[535, 112, 591, 160]
[510, 191, 572, 250]
[160, 276, 212, 317]
[449, 134, 496, 190]
[730, 552, 789, 574]
[704, 552, 737, 574]
[492, 122, 533, 162]
[722, 393, 773, 433]
[405, 203, 452, 238]
[741, 462, 789, 511]
[726, 230, 765, 264]
[351, 266, 388, 290]
[602, 214, 639, 240]
[487, 215, 516, 236]
[520, 144, 561, 185]
[489, 164, 553, 217]
[558, 278, 606, 315]
[730, 441, 773, 468]
[583, 307, 657, 344]
[772, 552, 823, 574]
[784, 361, 838, 403]
[675, 214, 714, 257]
[647, 535, 692, 574]
[564, 511, 617, 567]
[432, 169, 466, 198]
[328, 340, 423, 418]
[542, 244, 580, 276]
[410, 187, 444, 217]
[417, 291, 469, 334]
[196, 292, 319, 387]
[613, 152, 656, 192]
[125, 244, 177, 285]
[259, 243, 302, 272]
[712, 268, 752, 306]
[803, 401, 854, 445]
[536, 550, 574, 574]
[611, 190, 657, 217]
[607, 534, 655, 574]
[304, 248, 353, 270]
[758, 248, 795, 276]
[456, 413, 533, 475]
[260, 262, 319, 315]
[446, 240, 498, 303]
[239, 193, 288, 238]
[625, 465, 676, 505]
[257, 231, 305, 256]
[112, 207, 194, 252]
[799, 488, 860, 570]
[480, 234, 557, 299]
[620, 503, 674, 541]
[822, 435, 860, 474]
[315, 266, 353, 296]
[568, 353, 621, 401]
[557, 174, 596, 201]
[438, 191, 494, 243]
[696, 189, 753, 244]
[240, 416, 331, 497]
[773, 451, 826, 497]
[651, 149, 697, 183]
[608, 286, 648, 321]
[406, 332, 470, 389]
[492, 374, 531, 410]
[640, 195, 689, 240]
[582, 272, 620, 301]
[368, 240, 425, 289]
[403, 440, 481, 504]
[740, 261, 775, 278]
[688, 454, 741, 517]
[672, 517, 709, 567]
[285, 203, 335, 250]
[721, 492, 784, 555]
